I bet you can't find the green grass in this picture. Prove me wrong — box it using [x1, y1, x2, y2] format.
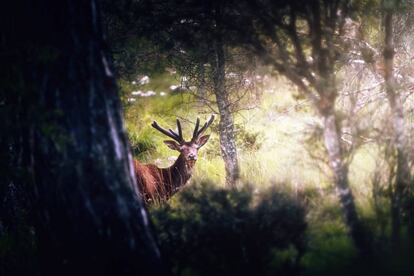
[122, 73, 391, 206]
[123, 73, 414, 273]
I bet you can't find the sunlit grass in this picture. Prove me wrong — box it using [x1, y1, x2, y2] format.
[123, 74, 410, 270]
[121, 74, 414, 276]
[123, 74, 389, 206]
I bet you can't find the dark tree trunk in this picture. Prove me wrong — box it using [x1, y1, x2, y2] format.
[2, 1, 166, 275]
[213, 38, 240, 187]
[383, 10, 411, 247]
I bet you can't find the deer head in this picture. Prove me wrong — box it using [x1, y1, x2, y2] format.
[151, 115, 215, 167]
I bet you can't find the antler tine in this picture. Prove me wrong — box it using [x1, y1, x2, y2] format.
[195, 115, 215, 138]
[168, 128, 183, 142]
[151, 121, 181, 142]
[176, 119, 183, 140]
[191, 117, 200, 141]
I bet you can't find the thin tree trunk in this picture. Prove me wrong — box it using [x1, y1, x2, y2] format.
[198, 60, 207, 105]
[213, 38, 240, 187]
[3, 1, 166, 275]
[317, 73, 370, 255]
[383, 10, 411, 246]
[322, 111, 369, 254]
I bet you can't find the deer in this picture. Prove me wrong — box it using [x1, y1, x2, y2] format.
[134, 115, 214, 204]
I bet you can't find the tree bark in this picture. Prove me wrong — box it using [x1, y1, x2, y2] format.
[317, 73, 370, 256]
[383, 10, 411, 246]
[198, 60, 207, 106]
[3, 1, 166, 275]
[321, 110, 370, 255]
[213, 38, 240, 187]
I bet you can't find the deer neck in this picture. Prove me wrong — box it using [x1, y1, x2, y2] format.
[169, 154, 195, 191]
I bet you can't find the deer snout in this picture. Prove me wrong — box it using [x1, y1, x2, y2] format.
[188, 153, 197, 161]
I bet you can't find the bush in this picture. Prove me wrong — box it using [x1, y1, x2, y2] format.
[403, 190, 414, 234]
[150, 182, 307, 276]
[236, 124, 264, 152]
[127, 130, 156, 158]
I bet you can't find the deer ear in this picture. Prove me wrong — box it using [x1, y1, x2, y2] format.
[164, 140, 181, 151]
[197, 135, 210, 148]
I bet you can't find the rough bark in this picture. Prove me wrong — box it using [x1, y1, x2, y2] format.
[3, 1, 166, 275]
[213, 38, 240, 187]
[383, 10, 411, 246]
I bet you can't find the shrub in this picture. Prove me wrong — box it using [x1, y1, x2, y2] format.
[127, 129, 156, 158]
[403, 189, 414, 234]
[236, 124, 264, 152]
[150, 182, 307, 276]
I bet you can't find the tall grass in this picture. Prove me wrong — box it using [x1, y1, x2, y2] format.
[124, 73, 414, 274]
[123, 73, 390, 210]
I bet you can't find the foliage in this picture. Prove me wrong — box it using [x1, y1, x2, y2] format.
[4, 0, 414, 274]
[126, 129, 157, 158]
[0, 225, 38, 276]
[150, 182, 307, 275]
[403, 188, 414, 233]
[201, 123, 264, 157]
[235, 123, 264, 152]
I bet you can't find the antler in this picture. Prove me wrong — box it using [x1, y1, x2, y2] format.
[151, 120, 184, 143]
[152, 115, 214, 143]
[191, 115, 215, 141]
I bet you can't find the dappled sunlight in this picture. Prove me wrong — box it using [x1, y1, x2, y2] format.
[127, 78, 329, 193]
[4, 0, 414, 274]
[123, 64, 414, 272]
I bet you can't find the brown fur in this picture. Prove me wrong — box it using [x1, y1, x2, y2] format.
[133, 116, 214, 204]
[134, 155, 194, 204]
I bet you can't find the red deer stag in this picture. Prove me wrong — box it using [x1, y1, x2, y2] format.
[134, 115, 214, 204]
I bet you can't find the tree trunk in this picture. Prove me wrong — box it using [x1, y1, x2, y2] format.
[383, 10, 411, 246]
[213, 38, 240, 187]
[317, 72, 370, 255]
[321, 111, 369, 255]
[198, 60, 207, 106]
[3, 1, 166, 275]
